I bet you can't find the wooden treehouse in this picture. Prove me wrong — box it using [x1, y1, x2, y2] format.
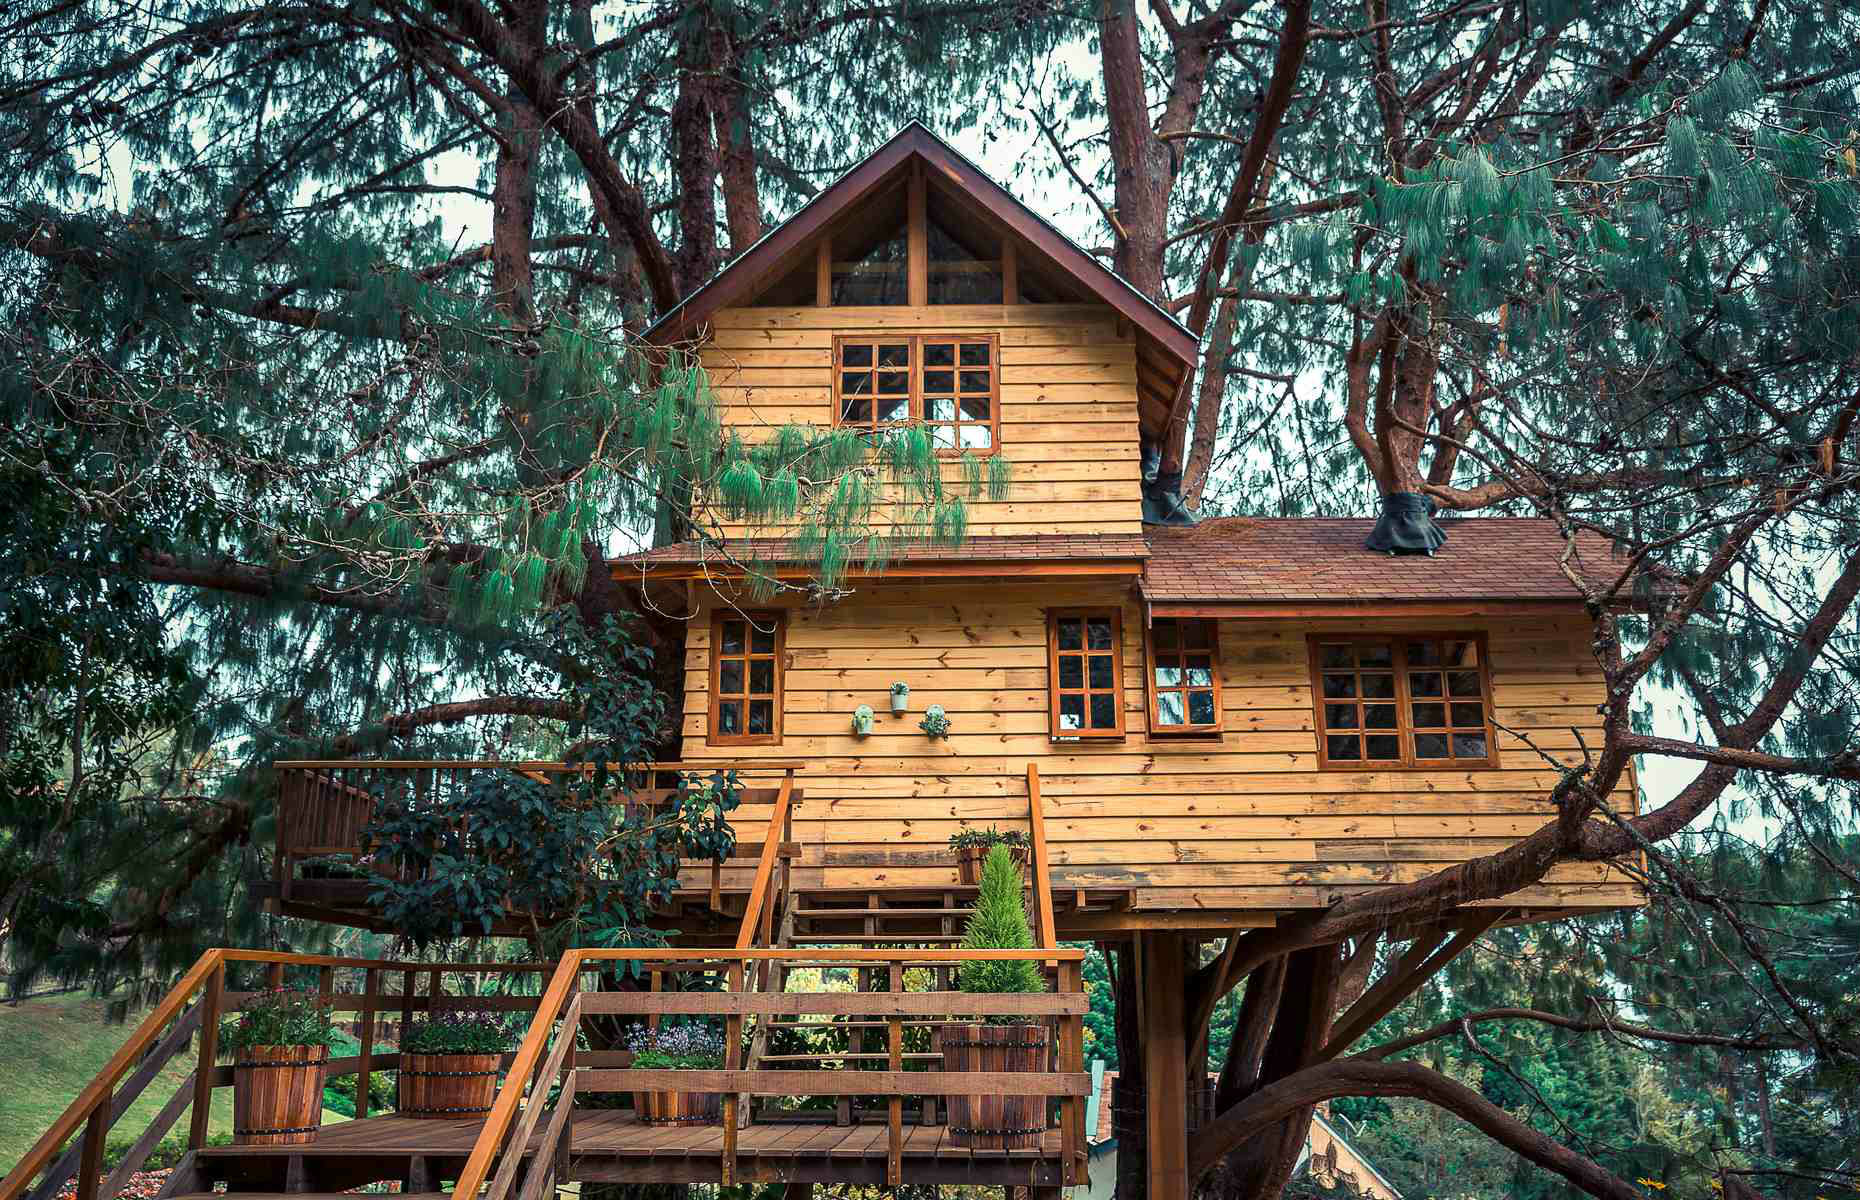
[4, 125, 1639, 1200]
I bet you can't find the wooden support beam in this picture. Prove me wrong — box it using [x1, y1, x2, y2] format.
[1002, 240, 1018, 304]
[907, 162, 928, 306]
[1141, 931, 1189, 1200]
[815, 238, 832, 306]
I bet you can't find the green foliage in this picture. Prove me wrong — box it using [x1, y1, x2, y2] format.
[956, 846, 1044, 1020]
[946, 826, 1028, 852]
[402, 1014, 512, 1055]
[219, 988, 340, 1053]
[362, 618, 740, 954]
[625, 1022, 727, 1069]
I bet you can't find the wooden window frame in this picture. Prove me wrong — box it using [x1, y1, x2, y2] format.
[1307, 633, 1499, 771]
[1047, 608, 1126, 740]
[1145, 618, 1223, 737]
[708, 609, 785, 747]
[831, 333, 1001, 457]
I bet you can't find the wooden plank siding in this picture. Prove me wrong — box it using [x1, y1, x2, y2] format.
[673, 581, 1642, 914]
[695, 304, 1145, 537]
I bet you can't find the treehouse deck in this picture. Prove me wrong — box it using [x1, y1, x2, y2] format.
[183, 1108, 1073, 1191]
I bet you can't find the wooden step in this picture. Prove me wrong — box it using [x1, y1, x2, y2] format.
[765, 1019, 973, 1028]
[792, 907, 969, 918]
[788, 934, 964, 943]
[757, 1052, 944, 1062]
[168, 1195, 449, 1200]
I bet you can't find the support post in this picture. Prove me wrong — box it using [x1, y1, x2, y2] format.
[722, 960, 742, 1185]
[75, 1095, 107, 1200]
[907, 161, 928, 306]
[1140, 931, 1189, 1200]
[188, 961, 223, 1149]
[886, 959, 903, 1187]
[356, 967, 379, 1119]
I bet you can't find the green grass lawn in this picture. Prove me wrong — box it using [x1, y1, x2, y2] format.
[0, 992, 343, 1181]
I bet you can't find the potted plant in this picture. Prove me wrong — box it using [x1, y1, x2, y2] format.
[222, 988, 340, 1146]
[948, 826, 1030, 886]
[398, 1013, 510, 1119]
[625, 1022, 726, 1125]
[890, 682, 910, 714]
[938, 845, 1051, 1149]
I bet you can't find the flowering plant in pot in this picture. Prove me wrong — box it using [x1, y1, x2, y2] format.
[221, 988, 341, 1146]
[625, 1022, 727, 1125]
[398, 1013, 511, 1119]
[938, 845, 1051, 1149]
[947, 826, 1029, 886]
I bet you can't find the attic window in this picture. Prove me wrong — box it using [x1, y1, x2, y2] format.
[927, 214, 1003, 305]
[834, 335, 998, 452]
[831, 229, 909, 305]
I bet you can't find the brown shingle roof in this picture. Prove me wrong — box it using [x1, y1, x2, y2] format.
[1141, 517, 1623, 605]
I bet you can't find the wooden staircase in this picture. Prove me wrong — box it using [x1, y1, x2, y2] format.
[1, 765, 1089, 1200]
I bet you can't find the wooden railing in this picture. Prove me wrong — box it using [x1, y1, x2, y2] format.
[455, 947, 1091, 1199]
[0, 951, 552, 1200]
[271, 760, 797, 911]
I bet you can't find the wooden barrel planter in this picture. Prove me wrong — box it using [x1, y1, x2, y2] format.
[938, 1023, 1051, 1149]
[956, 844, 1029, 886]
[632, 1088, 723, 1125]
[232, 1045, 329, 1146]
[398, 1052, 502, 1119]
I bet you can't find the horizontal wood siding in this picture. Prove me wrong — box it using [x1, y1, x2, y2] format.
[697, 305, 1144, 536]
[676, 582, 1641, 914]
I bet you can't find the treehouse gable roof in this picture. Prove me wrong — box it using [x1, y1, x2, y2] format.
[645, 122, 1199, 437]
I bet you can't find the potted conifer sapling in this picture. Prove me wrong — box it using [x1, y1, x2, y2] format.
[398, 1013, 510, 1119]
[937, 844, 1051, 1149]
[222, 988, 341, 1146]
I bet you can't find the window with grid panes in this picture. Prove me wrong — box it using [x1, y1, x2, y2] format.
[710, 611, 783, 745]
[1049, 610, 1124, 738]
[1147, 618, 1221, 734]
[833, 335, 997, 452]
[1309, 635, 1496, 768]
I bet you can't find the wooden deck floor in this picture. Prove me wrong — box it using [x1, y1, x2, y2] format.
[195, 1110, 1076, 1189]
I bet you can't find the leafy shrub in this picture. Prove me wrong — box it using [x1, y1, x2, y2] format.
[220, 988, 340, 1052]
[403, 1013, 512, 1054]
[947, 826, 1029, 852]
[957, 845, 1046, 1023]
[625, 1022, 727, 1069]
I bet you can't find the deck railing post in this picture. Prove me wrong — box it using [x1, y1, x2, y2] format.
[1057, 958, 1083, 1187]
[886, 958, 903, 1187]
[75, 1095, 107, 1200]
[188, 958, 223, 1149]
[722, 958, 743, 1185]
[356, 967, 379, 1119]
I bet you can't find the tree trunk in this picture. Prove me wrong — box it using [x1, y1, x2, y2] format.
[1197, 945, 1340, 1200]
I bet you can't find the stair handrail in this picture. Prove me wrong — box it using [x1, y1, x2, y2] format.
[451, 950, 587, 1200]
[733, 768, 796, 949]
[1, 949, 554, 1200]
[1026, 762, 1058, 951]
[0, 949, 224, 1200]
